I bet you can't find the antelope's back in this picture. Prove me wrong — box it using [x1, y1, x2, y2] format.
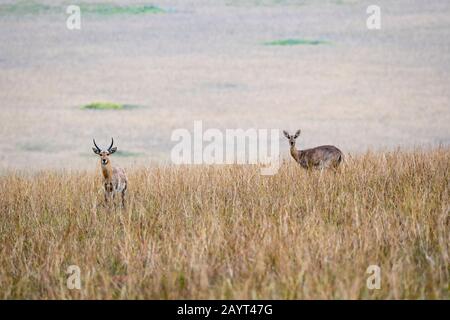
[305, 145, 343, 166]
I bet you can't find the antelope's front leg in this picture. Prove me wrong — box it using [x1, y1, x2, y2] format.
[104, 190, 113, 206]
[121, 190, 126, 208]
[104, 182, 114, 206]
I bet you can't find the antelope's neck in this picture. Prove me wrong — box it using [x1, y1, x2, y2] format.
[290, 146, 300, 162]
[101, 163, 113, 181]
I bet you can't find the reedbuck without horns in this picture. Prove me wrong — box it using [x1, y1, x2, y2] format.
[92, 138, 128, 207]
[283, 129, 343, 170]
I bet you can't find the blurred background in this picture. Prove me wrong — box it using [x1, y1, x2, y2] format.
[0, 0, 449, 171]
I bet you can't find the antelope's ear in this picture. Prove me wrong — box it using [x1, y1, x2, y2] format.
[108, 147, 117, 155]
[283, 130, 290, 139]
[294, 129, 301, 138]
[92, 148, 101, 155]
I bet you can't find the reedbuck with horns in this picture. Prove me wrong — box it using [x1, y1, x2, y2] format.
[92, 138, 128, 207]
[283, 130, 343, 170]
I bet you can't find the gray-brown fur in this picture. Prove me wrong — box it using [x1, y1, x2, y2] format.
[283, 130, 343, 169]
[93, 138, 128, 207]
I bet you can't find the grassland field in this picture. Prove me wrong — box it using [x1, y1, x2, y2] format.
[0, 148, 448, 299]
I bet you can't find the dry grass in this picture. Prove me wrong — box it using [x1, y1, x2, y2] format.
[0, 149, 448, 299]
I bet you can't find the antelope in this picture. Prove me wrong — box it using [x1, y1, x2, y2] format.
[283, 129, 343, 170]
[92, 138, 128, 207]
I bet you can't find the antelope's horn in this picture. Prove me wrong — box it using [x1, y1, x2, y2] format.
[93, 139, 101, 151]
[108, 137, 114, 151]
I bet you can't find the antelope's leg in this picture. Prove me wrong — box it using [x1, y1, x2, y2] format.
[121, 183, 127, 208]
[111, 192, 116, 208]
[121, 190, 126, 208]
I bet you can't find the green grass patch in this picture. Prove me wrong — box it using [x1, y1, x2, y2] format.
[0, 1, 166, 16]
[82, 102, 123, 110]
[114, 150, 144, 157]
[18, 142, 53, 153]
[0, 1, 53, 15]
[82, 150, 144, 158]
[81, 102, 140, 111]
[80, 3, 166, 15]
[264, 38, 329, 46]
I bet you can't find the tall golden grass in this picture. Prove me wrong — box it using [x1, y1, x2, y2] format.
[0, 149, 448, 299]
